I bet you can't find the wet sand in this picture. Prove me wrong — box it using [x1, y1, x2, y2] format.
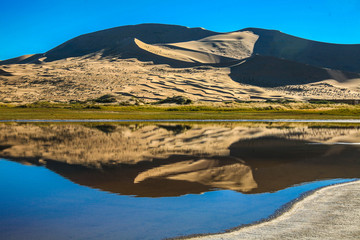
[190, 180, 360, 240]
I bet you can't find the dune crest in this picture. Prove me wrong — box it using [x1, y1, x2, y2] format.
[135, 38, 237, 64]
[164, 31, 259, 60]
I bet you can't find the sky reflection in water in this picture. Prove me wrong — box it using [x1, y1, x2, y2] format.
[0, 160, 351, 240]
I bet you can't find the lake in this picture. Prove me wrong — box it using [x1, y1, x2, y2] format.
[0, 123, 359, 239]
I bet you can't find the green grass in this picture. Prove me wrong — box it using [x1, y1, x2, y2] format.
[1, 102, 360, 120]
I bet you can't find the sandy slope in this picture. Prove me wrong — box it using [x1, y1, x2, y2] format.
[1, 56, 360, 103]
[0, 57, 292, 103]
[163, 31, 259, 60]
[43, 24, 217, 61]
[135, 38, 238, 64]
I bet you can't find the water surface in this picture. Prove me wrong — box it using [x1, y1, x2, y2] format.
[0, 123, 359, 239]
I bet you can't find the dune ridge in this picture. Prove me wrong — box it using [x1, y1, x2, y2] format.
[162, 31, 259, 60]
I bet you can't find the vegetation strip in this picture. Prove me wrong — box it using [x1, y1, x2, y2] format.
[2, 119, 360, 123]
[1, 103, 360, 120]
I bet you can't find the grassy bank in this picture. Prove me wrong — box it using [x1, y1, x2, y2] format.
[1, 102, 360, 120]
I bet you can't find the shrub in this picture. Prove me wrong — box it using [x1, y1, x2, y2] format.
[157, 96, 192, 105]
[93, 124, 117, 134]
[94, 94, 117, 103]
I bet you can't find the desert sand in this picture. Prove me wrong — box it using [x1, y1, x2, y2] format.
[1, 24, 360, 104]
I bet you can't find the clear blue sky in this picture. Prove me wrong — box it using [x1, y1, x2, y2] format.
[1, 0, 360, 60]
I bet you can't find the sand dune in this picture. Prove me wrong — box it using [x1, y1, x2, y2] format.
[43, 23, 217, 61]
[1, 24, 360, 102]
[3, 24, 359, 73]
[1, 56, 359, 103]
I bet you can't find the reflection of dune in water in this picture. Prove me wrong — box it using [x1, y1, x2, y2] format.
[229, 136, 360, 193]
[1, 123, 359, 167]
[0, 124, 253, 166]
[134, 159, 257, 192]
[0, 124, 360, 197]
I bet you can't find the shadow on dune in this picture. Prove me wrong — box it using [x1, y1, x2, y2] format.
[229, 55, 360, 87]
[0, 69, 13, 76]
[245, 28, 360, 73]
[43, 24, 218, 62]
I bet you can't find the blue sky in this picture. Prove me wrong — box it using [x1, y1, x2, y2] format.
[1, 0, 360, 60]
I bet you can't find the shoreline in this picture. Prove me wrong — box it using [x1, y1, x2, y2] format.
[180, 180, 360, 240]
